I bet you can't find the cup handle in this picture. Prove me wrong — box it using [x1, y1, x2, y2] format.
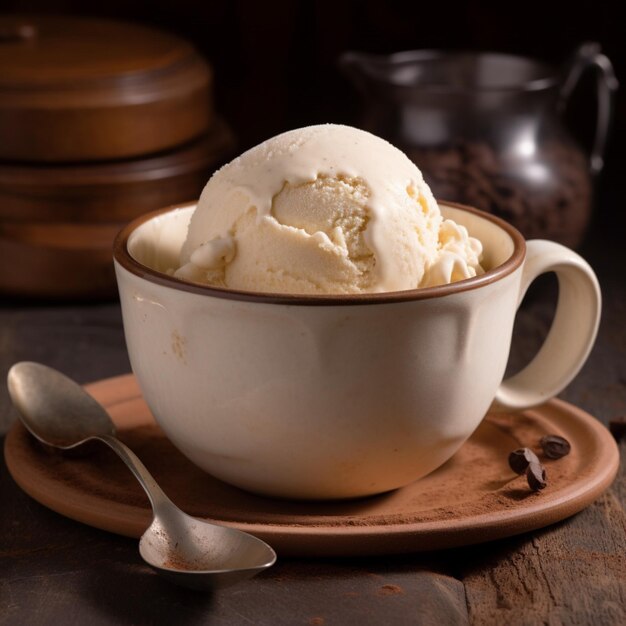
[492, 240, 601, 411]
[558, 42, 619, 175]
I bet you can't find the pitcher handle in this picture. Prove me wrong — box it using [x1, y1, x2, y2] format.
[558, 42, 618, 175]
[339, 51, 391, 92]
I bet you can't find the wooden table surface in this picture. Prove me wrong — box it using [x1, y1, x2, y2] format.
[1, 218, 624, 625]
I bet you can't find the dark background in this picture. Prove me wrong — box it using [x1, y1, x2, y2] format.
[1, 7, 624, 623]
[3, 0, 625, 236]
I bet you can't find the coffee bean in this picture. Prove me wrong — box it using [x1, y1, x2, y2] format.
[526, 462, 547, 491]
[508, 447, 540, 474]
[609, 417, 626, 442]
[540, 435, 571, 459]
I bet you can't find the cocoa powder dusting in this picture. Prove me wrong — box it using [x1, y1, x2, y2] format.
[161, 554, 192, 571]
[378, 584, 404, 596]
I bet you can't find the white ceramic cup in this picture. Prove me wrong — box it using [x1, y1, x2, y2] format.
[114, 202, 600, 500]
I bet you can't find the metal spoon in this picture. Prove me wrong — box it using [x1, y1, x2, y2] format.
[7, 361, 277, 590]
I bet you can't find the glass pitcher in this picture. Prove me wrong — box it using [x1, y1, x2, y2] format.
[340, 43, 617, 248]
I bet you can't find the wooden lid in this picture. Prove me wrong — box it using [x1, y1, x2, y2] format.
[0, 15, 213, 162]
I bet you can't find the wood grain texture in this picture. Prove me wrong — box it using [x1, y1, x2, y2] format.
[459, 444, 626, 625]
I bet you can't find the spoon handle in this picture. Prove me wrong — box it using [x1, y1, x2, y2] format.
[96, 434, 173, 514]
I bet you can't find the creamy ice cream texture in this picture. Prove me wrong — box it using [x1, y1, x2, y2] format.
[175, 124, 483, 293]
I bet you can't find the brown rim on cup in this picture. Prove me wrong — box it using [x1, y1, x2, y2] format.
[113, 200, 526, 306]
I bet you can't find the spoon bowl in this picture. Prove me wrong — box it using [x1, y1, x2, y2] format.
[7, 361, 277, 590]
[8, 360, 115, 448]
[139, 515, 276, 590]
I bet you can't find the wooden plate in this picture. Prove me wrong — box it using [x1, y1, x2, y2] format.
[4, 374, 619, 557]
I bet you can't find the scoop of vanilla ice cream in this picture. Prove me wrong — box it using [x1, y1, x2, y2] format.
[175, 124, 483, 293]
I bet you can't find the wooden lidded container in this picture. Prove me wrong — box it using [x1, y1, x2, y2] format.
[0, 15, 234, 298]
